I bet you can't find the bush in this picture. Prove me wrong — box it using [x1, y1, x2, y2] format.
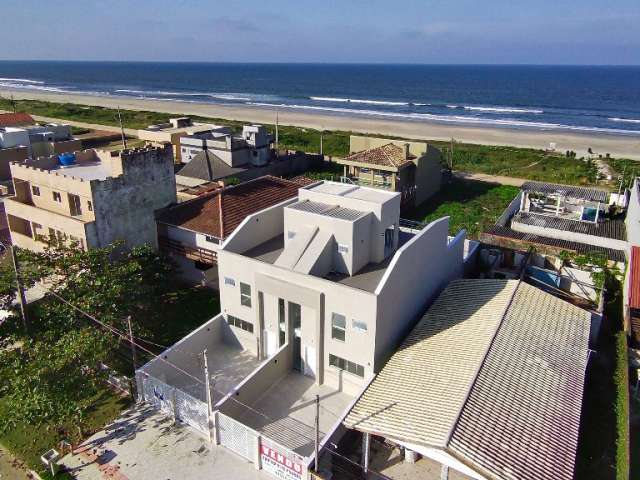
[614, 331, 630, 480]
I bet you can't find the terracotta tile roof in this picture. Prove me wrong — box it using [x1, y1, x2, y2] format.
[629, 246, 640, 309]
[343, 143, 413, 169]
[157, 176, 302, 239]
[0, 112, 35, 127]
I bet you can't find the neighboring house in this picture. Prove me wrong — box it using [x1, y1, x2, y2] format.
[480, 181, 627, 307]
[179, 124, 267, 164]
[0, 120, 80, 181]
[0, 112, 35, 128]
[335, 135, 442, 207]
[624, 178, 640, 344]
[5, 144, 176, 252]
[176, 148, 322, 185]
[156, 175, 316, 287]
[342, 278, 593, 480]
[137, 117, 225, 162]
[136, 181, 478, 479]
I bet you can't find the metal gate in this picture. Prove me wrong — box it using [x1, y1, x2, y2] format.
[218, 412, 258, 462]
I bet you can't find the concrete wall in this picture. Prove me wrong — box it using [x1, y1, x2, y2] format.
[413, 144, 443, 205]
[90, 145, 176, 249]
[626, 179, 640, 246]
[0, 146, 28, 180]
[374, 218, 466, 368]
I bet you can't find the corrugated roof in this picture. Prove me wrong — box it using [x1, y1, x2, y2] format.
[344, 279, 592, 480]
[449, 282, 591, 480]
[629, 246, 640, 309]
[521, 181, 608, 203]
[482, 225, 626, 262]
[343, 143, 414, 169]
[157, 176, 302, 238]
[344, 279, 517, 447]
[0, 112, 35, 127]
[513, 212, 626, 240]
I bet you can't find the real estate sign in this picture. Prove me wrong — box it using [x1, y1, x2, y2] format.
[260, 443, 304, 480]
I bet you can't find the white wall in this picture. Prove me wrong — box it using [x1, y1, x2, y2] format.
[374, 217, 466, 368]
[626, 179, 640, 246]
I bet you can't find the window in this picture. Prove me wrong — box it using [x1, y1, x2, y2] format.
[338, 244, 349, 254]
[287, 231, 296, 240]
[205, 235, 219, 244]
[227, 315, 254, 334]
[87, 201, 93, 212]
[329, 354, 365, 378]
[352, 320, 367, 332]
[31, 185, 40, 196]
[52, 191, 62, 202]
[331, 313, 346, 341]
[240, 282, 252, 307]
[224, 277, 236, 287]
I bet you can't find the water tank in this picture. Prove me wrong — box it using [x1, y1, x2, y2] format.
[58, 153, 76, 166]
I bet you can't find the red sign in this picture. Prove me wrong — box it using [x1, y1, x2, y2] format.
[260, 444, 303, 480]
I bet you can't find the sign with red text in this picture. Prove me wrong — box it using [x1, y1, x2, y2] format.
[260, 444, 304, 480]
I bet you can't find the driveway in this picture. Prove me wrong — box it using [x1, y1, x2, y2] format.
[61, 405, 272, 480]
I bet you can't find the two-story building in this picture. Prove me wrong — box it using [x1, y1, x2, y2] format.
[5, 145, 176, 252]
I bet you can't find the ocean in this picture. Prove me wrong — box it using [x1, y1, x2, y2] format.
[0, 61, 639, 135]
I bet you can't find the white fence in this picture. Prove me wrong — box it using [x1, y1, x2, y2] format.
[217, 412, 259, 462]
[136, 370, 209, 436]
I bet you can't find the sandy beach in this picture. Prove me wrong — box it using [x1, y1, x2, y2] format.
[3, 88, 640, 160]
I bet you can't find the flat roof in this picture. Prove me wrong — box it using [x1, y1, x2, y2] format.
[287, 199, 367, 222]
[306, 181, 396, 204]
[344, 279, 592, 480]
[49, 161, 112, 181]
[513, 211, 626, 240]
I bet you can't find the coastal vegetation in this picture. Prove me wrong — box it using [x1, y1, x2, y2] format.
[0, 242, 220, 477]
[0, 95, 628, 188]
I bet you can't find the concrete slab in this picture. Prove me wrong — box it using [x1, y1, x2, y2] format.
[61, 405, 272, 480]
[232, 373, 353, 457]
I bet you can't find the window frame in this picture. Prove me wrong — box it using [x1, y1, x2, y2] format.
[331, 313, 346, 341]
[240, 282, 252, 307]
[329, 353, 364, 378]
[352, 319, 367, 333]
[52, 191, 62, 203]
[31, 185, 40, 196]
[227, 315, 254, 334]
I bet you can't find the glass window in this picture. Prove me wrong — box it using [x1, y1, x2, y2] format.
[329, 354, 364, 378]
[227, 315, 253, 333]
[52, 191, 62, 202]
[240, 282, 252, 307]
[337, 244, 349, 254]
[287, 231, 296, 239]
[352, 320, 367, 332]
[331, 313, 346, 341]
[87, 201, 93, 212]
[31, 185, 40, 196]
[224, 277, 236, 286]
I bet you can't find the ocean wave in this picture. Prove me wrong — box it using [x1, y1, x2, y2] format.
[464, 106, 543, 114]
[413, 103, 431, 106]
[0, 81, 69, 93]
[0, 77, 44, 84]
[246, 102, 640, 135]
[310, 96, 409, 106]
[115, 89, 252, 102]
[609, 117, 640, 124]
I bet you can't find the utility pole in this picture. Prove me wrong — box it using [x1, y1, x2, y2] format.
[117, 106, 127, 150]
[320, 130, 324, 156]
[10, 94, 16, 113]
[203, 349, 214, 444]
[126, 316, 137, 370]
[10, 246, 28, 334]
[314, 394, 320, 472]
[275, 110, 279, 151]
[449, 137, 454, 170]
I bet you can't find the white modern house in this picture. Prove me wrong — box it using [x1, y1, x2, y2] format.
[137, 181, 478, 479]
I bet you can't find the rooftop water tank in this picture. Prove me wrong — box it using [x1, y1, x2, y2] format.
[58, 152, 76, 166]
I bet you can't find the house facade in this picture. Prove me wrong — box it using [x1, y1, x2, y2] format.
[5, 144, 176, 252]
[335, 135, 443, 207]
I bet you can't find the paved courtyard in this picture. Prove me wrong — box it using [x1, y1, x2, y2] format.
[61, 404, 272, 480]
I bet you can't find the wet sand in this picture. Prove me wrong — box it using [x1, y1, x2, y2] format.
[2, 88, 640, 160]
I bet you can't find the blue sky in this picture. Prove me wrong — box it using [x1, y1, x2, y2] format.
[1, 0, 639, 64]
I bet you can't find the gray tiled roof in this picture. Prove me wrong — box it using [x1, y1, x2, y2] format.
[513, 211, 626, 240]
[521, 181, 609, 203]
[178, 151, 247, 181]
[449, 282, 591, 480]
[344, 279, 592, 480]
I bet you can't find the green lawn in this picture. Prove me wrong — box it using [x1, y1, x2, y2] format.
[0, 389, 129, 478]
[402, 179, 519, 238]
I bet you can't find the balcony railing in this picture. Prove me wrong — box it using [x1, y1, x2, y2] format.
[159, 236, 217, 265]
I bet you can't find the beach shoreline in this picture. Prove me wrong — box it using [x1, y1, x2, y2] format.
[2, 87, 640, 160]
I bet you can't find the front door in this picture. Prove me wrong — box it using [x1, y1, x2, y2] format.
[288, 302, 302, 372]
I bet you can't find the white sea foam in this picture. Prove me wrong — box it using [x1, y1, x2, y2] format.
[246, 102, 640, 135]
[609, 117, 640, 124]
[0, 77, 45, 84]
[464, 106, 543, 114]
[310, 96, 408, 106]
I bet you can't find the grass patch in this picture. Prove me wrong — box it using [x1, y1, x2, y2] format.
[1, 96, 622, 185]
[402, 179, 519, 238]
[0, 389, 129, 478]
[574, 279, 629, 480]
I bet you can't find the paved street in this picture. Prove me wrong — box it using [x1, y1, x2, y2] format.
[61, 405, 272, 480]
